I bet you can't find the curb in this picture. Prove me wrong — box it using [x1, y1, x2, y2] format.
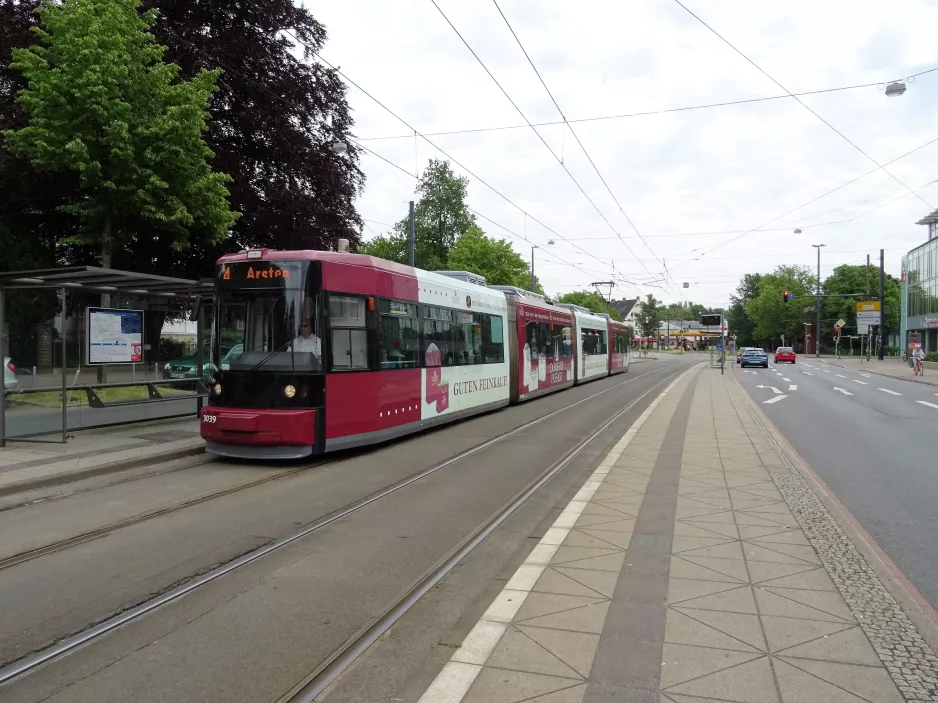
[729, 364, 938, 655]
[0, 445, 207, 499]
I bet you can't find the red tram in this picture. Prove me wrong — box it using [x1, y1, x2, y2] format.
[200, 250, 630, 459]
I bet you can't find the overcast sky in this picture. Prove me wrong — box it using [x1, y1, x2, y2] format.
[310, 0, 938, 307]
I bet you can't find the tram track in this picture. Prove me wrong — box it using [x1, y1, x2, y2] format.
[0, 365, 662, 576]
[281, 365, 690, 702]
[0, 362, 675, 687]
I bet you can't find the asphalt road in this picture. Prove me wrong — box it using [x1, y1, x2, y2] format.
[735, 357, 938, 610]
[2, 398, 197, 437]
[0, 357, 696, 703]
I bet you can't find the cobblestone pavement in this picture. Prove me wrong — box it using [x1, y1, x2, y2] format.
[415, 364, 938, 703]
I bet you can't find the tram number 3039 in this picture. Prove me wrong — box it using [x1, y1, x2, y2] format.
[202, 414, 218, 424]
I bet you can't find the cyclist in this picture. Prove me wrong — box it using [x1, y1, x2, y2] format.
[912, 346, 925, 376]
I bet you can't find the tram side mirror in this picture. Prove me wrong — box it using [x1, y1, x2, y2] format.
[189, 295, 203, 322]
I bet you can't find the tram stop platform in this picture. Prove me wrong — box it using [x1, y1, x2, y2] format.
[0, 417, 203, 496]
[415, 364, 938, 703]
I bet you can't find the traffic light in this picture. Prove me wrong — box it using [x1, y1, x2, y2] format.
[782, 290, 790, 303]
[834, 326, 841, 335]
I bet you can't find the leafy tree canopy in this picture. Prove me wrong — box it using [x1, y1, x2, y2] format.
[821, 264, 900, 334]
[633, 294, 661, 337]
[448, 225, 538, 289]
[727, 273, 763, 346]
[4, 0, 238, 265]
[148, 0, 364, 260]
[744, 265, 816, 343]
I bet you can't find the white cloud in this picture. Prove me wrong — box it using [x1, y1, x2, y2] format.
[310, 0, 938, 306]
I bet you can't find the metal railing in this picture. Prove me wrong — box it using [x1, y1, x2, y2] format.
[1, 378, 208, 445]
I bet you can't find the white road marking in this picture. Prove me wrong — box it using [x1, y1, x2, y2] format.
[851, 379, 868, 385]
[917, 401, 938, 409]
[802, 371, 813, 376]
[764, 395, 788, 404]
[835, 374, 846, 378]
[833, 387, 854, 396]
[824, 370, 832, 374]
[757, 384, 782, 395]
[860, 373, 871, 378]
[782, 377, 791, 382]
[788, 384, 797, 391]
[878, 388, 902, 396]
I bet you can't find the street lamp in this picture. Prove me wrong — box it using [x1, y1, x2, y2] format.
[812, 244, 825, 358]
[885, 80, 907, 97]
[331, 140, 348, 155]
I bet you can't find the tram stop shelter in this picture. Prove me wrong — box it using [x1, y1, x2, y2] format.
[0, 266, 213, 447]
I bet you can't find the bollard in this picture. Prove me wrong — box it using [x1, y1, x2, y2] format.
[32, 366, 37, 388]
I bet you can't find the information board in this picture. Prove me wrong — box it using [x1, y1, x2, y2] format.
[86, 308, 144, 364]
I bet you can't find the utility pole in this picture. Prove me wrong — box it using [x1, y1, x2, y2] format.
[879, 248, 885, 360]
[812, 244, 825, 357]
[531, 246, 536, 292]
[407, 201, 415, 267]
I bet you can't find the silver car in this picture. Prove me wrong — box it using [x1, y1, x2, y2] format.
[3, 357, 18, 393]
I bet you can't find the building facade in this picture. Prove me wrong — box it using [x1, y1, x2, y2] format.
[901, 211, 938, 353]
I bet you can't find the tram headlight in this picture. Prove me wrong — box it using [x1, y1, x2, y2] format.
[213, 383, 222, 396]
[283, 384, 296, 399]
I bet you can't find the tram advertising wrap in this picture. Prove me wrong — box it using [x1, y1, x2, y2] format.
[516, 302, 574, 400]
[201, 249, 630, 459]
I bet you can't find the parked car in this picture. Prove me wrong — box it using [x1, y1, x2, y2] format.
[774, 346, 796, 364]
[163, 344, 242, 379]
[740, 349, 769, 368]
[3, 357, 18, 393]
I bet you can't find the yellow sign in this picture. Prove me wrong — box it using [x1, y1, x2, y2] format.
[856, 301, 881, 312]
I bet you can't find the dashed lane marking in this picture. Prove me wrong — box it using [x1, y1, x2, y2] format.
[802, 371, 813, 376]
[878, 388, 902, 396]
[788, 385, 797, 391]
[782, 377, 791, 382]
[917, 401, 938, 409]
[835, 374, 846, 378]
[833, 387, 854, 396]
[764, 395, 788, 404]
[851, 379, 868, 385]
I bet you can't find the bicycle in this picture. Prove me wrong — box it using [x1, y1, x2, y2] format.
[913, 356, 924, 376]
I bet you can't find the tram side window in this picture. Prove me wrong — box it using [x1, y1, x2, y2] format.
[423, 306, 455, 366]
[613, 332, 630, 354]
[581, 328, 607, 355]
[378, 300, 420, 369]
[482, 314, 505, 363]
[454, 311, 483, 365]
[330, 295, 368, 371]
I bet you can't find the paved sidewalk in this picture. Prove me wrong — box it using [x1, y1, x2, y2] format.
[417, 365, 938, 702]
[818, 356, 938, 387]
[0, 417, 203, 494]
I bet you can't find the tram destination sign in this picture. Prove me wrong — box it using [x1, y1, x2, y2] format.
[217, 261, 307, 287]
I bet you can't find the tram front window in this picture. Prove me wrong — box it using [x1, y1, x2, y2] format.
[215, 260, 322, 373]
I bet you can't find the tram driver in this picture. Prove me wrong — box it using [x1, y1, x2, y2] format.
[290, 317, 321, 359]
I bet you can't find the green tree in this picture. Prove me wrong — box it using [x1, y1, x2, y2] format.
[360, 159, 476, 270]
[821, 264, 900, 337]
[744, 265, 816, 344]
[727, 273, 762, 345]
[447, 225, 538, 289]
[634, 294, 661, 338]
[3, 0, 238, 268]
[555, 290, 623, 320]
[357, 230, 408, 263]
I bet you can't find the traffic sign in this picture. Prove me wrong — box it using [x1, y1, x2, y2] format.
[835, 318, 846, 329]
